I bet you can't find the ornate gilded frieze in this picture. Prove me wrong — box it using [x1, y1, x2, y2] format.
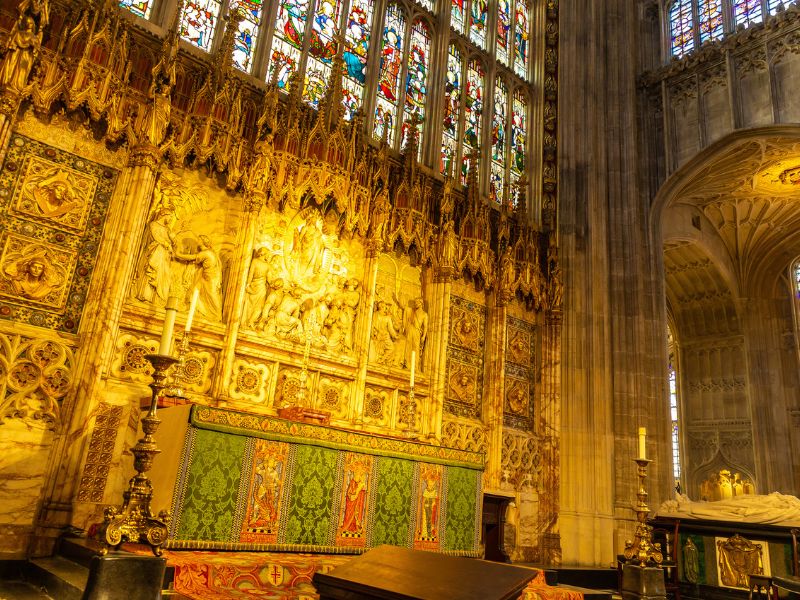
[0, 333, 74, 429]
[0, 135, 117, 332]
[445, 296, 486, 419]
[504, 316, 536, 430]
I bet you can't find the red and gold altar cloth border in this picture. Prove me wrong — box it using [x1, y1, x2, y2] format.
[190, 406, 485, 470]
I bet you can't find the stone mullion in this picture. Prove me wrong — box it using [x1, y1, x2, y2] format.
[484, 298, 508, 491]
[538, 309, 562, 565]
[33, 147, 161, 555]
[0, 95, 22, 166]
[212, 208, 260, 401]
[350, 251, 381, 425]
[424, 274, 452, 440]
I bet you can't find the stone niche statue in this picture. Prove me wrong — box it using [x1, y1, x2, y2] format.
[175, 235, 223, 322]
[402, 297, 427, 369]
[0, 0, 48, 92]
[135, 207, 177, 305]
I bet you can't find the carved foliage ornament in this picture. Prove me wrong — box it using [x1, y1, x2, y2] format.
[0, 333, 73, 429]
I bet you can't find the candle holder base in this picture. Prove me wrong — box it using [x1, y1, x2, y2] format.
[620, 563, 667, 600]
[97, 354, 176, 556]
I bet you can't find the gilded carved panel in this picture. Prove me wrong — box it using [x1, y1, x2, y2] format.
[362, 386, 391, 427]
[504, 316, 536, 430]
[316, 375, 351, 420]
[76, 403, 124, 503]
[0, 135, 117, 332]
[445, 296, 486, 419]
[110, 333, 157, 383]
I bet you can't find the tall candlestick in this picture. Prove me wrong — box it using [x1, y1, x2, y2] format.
[638, 427, 647, 460]
[159, 297, 178, 355]
[184, 288, 199, 332]
[409, 351, 416, 388]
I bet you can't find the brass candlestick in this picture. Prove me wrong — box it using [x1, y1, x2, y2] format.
[623, 458, 664, 567]
[98, 353, 176, 556]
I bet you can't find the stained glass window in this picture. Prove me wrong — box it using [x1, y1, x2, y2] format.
[401, 19, 430, 151]
[513, 0, 529, 79]
[698, 0, 723, 44]
[374, 3, 406, 145]
[268, 0, 309, 89]
[669, 366, 681, 480]
[179, 0, 223, 51]
[451, 0, 465, 34]
[510, 90, 527, 204]
[669, 0, 694, 57]
[734, 0, 763, 26]
[441, 44, 462, 175]
[462, 59, 484, 183]
[470, 0, 489, 49]
[342, 0, 374, 118]
[769, 0, 790, 13]
[231, 0, 264, 73]
[304, 0, 343, 107]
[496, 0, 512, 66]
[119, 0, 153, 19]
[490, 79, 508, 204]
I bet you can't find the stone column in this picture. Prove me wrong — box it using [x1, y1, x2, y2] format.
[484, 296, 508, 490]
[425, 271, 453, 441]
[32, 146, 162, 555]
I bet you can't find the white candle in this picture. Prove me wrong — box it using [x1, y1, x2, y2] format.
[638, 427, 647, 460]
[185, 288, 199, 332]
[159, 297, 179, 355]
[409, 351, 416, 388]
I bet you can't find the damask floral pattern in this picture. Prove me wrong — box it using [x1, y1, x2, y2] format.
[369, 457, 413, 547]
[283, 445, 337, 546]
[443, 467, 480, 552]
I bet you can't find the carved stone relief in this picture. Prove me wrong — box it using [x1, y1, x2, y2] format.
[130, 170, 240, 322]
[362, 386, 391, 427]
[505, 316, 536, 430]
[110, 333, 157, 383]
[0, 333, 74, 430]
[0, 135, 117, 332]
[441, 418, 488, 454]
[501, 431, 541, 491]
[316, 375, 351, 419]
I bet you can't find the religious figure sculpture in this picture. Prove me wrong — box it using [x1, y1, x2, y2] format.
[507, 384, 527, 414]
[291, 217, 326, 280]
[30, 169, 80, 219]
[2, 246, 64, 301]
[273, 286, 304, 340]
[339, 278, 361, 351]
[136, 208, 176, 305]
[142, 77, 172, 147]
[258, 278, 285, 332]
[371, 300, 399, 365]
[176, 235, 223, 322]
[453, 313, 479, 350]
[657, 492, 800, 526]
[449, 369, 476, 403]
[683, 537, 699, 584]
[369, 187, 391, 247]
[437, 219, 458, 271]
[499, 245, 516, 301]
[403, 297, 428, 369]
[243, 247, 271, 328]
[0, 5, 45, 92]
[417, 475, 439, 540]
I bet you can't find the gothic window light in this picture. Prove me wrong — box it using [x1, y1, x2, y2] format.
[461, 58, 485, 183]
[698, 0, 724, 43]
[469, 0, 489, 49]
[513, 0, 529, 79]
[667, 325, 683, 484]
[179, 0, 225, 51]
[451, 0, 466, 34]
[303, 0, 344, 107]
[268, 0, 309, 88]
[734, 0, 763, 26]
[441, 43, 462, 176]
[231, 0, 265, 72]
[401, 19, 431, 150]
[669, 0, 694, 58]
[374, 3, 407, 145]
[342, 0, 375, 119]
[496, 0, 512, 66]
[120, 0, 154, 19]
[510, 89, 527, 199]
[490, 78, 508, 204]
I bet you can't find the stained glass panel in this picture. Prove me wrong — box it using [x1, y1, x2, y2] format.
[451, 0, 465, 34]
[669, 0, 694, 57]
[309, 0, 343, 63]
[698, 0, 723, 44]
[441, 45, 462, 174]
[119, 0, 153, 19]
[341, 0, 374, 119]
[769, 0, 790, 14]
[470, 0, 488, 49]
[401, 19, 430, 150]
[179, 0, 223, 51]
[491, 79, 508, 203]
[496, 0, 512, 66]
[269, 0, 309, 86]
[510, 91, 527, 178]
[462, 60, 484, 182]
[231, 0, 264, 73]
[375, 97, 397, 144]
[513, 0, 529, 79]
[304, 57, 331, 108]
[734, 0, 763, 27]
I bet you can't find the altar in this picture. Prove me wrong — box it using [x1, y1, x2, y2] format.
[149, 405, 485, 556]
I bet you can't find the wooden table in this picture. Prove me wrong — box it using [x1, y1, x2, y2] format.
[312, 545, 538, 600]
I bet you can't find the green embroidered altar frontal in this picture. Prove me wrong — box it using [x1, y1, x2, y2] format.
[164, 406, 485, 556]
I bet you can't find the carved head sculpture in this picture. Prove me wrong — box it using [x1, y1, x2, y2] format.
[198, 234, 213, 250]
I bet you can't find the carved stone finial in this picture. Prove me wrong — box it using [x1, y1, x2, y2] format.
[211, 9, 243, 84]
